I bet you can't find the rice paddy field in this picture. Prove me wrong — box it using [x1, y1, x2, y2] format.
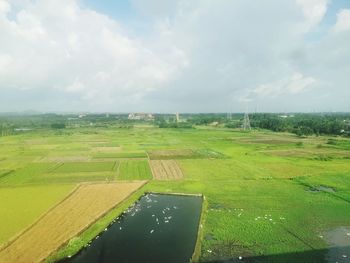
[0, 182, 146, 263]
[0, 125, 349, 262]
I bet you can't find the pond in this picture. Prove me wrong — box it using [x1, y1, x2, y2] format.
[308, 185, 336, 193]
[60, 193, 203, 263]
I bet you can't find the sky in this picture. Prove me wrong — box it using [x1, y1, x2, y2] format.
[0, 0, 349, 113]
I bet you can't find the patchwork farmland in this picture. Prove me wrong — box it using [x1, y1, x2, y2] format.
[0, 125, 350, 262]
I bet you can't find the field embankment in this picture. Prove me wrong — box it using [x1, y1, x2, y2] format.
[0, 181, 146, 263]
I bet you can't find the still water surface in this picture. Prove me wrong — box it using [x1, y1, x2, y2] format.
[61, 193, 202, 263]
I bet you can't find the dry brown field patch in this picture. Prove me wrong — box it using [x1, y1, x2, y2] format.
[0, 181, 146, 263]
[92, 146, 122, 153]
[38, 156, 91, 162]
[149, 160, 184, 180]
[148, 149, 194, 159]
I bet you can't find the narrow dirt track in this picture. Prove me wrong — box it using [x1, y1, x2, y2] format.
[0, 181, 147, 263]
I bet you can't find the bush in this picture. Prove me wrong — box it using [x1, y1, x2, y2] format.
[51, 123, 66, 129]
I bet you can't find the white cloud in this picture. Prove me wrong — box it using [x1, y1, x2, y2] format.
[333, 9, 350, 33]
[240, 73, 317, 103]
[286, 73, 316, 94]
[0, 0, 188, 110]
[0, 0, 10, 14]
[65, 78, 85, 93]
[0, 54, 12, 70]
[0, 0, 349, 112]
[296, 0, 329, 31]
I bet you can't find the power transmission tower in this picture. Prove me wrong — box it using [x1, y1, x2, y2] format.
[227, 103, 233, 120]
[243, 112, 251, 131]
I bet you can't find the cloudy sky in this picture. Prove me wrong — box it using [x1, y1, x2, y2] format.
[0, 0, 349, 113]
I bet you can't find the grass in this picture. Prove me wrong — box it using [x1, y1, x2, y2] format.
[93, 152, 147, 159]
[0, 184, 74, 245]
[148, 148, 226, 160]
[118, 160, 152, 180]
[0, 126, 349, 262]
[53, 161, 117, 173]
[0, 170, 13, 179]
[0, 163, 59, 186]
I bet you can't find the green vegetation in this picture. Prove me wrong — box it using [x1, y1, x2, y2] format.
[0, 184, 74, 245]
[51, 123, 66, 129]
[53, 162, 116, 173]
[2, 112, 349, 137]
[118, 160, 152, 180]
[155, 112, 350, 136]
[93, 152, 147, 159]
[249, 113, 349, 136]
[148, 148, 227, 160]
[0, 116, 349, 262]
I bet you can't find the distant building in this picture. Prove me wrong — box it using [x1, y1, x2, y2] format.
[278, 114, 294, 118]
[14, 128, 32, 132]
[176, 113, 180, 123]
[128, 113, 154, 121]
[341, 129, 350, 135]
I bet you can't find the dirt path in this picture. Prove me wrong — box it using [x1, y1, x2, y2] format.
[150, 160, 184, 180]
[0, 181, 147, 263]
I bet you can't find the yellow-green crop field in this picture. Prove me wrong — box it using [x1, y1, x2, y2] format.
[0, 125, 350, 262]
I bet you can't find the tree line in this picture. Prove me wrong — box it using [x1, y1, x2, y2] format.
[0, 112, 349, 137]
[248, 113, 349, 136]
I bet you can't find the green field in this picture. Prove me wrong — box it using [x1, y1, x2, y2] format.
[93, 152, 148, 159]
[118, 160, 152, 180]
[0, 125, 349, 262]
[53, 161, 117, 173]
[0, 184, 74, 245]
